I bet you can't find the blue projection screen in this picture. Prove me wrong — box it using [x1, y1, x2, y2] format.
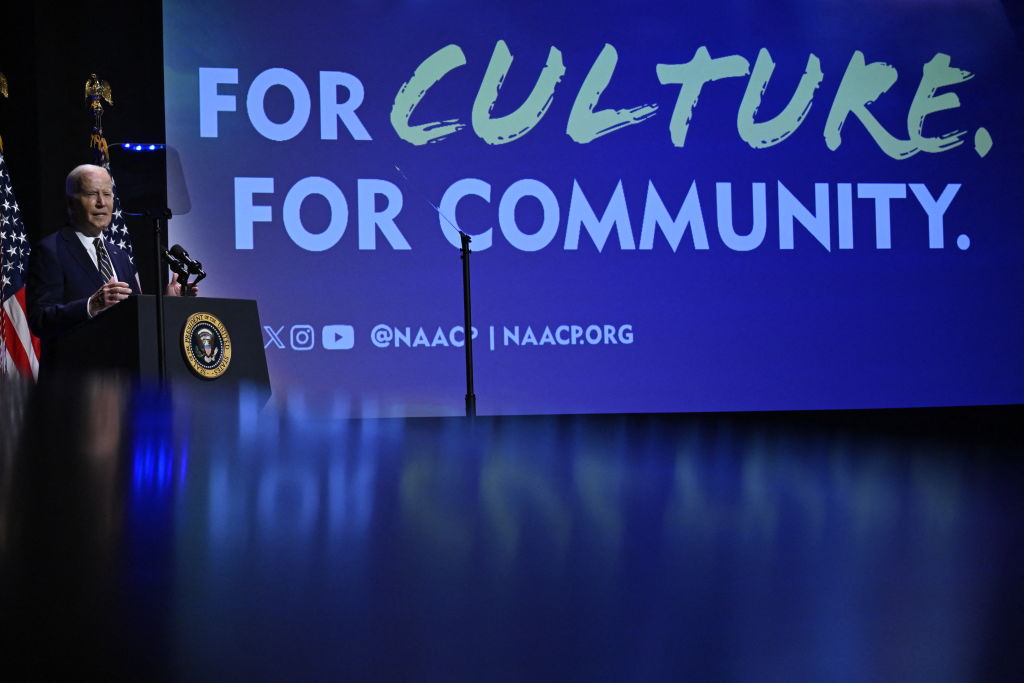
[163, 0, 1024, 415]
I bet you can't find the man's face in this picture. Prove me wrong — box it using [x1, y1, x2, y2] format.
[69, 169, 114, 236]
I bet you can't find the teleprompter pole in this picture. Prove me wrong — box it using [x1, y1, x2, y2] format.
[460, 232, 477, 418]
[391, 163, 479, 416]
[147, 208, 171, 383]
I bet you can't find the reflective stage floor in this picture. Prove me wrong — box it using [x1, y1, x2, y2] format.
[1, 378, 1022, 681]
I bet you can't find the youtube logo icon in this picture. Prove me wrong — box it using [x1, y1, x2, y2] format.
[322, 324, 355, 350]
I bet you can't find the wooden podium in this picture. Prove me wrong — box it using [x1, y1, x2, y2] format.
[48, 295, 270, 396]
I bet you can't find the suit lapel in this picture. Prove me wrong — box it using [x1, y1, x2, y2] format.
[61, 227, 105, 289]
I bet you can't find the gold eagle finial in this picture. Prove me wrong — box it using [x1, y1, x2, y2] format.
[84, 73, 113, 106]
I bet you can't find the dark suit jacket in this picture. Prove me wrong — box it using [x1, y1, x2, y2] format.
[27, 227, 140, 354]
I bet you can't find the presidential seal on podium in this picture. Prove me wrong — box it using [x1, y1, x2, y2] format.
[183, 312, 232, 378]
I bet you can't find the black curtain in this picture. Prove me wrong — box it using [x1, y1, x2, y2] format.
[0, 0, 166, 292]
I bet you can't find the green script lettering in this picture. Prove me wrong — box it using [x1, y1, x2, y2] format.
[473, 40, 566, 145]
[567, 44, 658, 143]
[657, 46, 749, 147]
[824, 51, 918, 158]
[391, 44, 467, 145]
[907, 53, 973, 154]
[737, 49, 824, 148]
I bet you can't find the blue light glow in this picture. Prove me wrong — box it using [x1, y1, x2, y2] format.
[119, 142, 166, 152]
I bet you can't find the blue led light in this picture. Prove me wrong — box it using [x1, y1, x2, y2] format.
[119, 142, 166, 152]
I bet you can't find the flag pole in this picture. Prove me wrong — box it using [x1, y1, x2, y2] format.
[0, 72, 7, 375]
[1, 73, 41, 380]
[85, 74, 166, 382]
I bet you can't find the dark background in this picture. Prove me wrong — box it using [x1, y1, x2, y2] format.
[0, 1, 165, 291]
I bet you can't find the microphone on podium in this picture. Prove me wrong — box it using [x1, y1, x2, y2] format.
[163, 243, 206, 296]
[169, 244, 205, 277]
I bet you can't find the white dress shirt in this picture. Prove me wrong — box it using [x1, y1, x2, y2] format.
[74, 230, 121, 282]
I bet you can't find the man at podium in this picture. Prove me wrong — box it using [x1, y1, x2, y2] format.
[26, 164, 187, 364]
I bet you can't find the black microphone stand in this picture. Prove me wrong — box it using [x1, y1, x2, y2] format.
[162, 252, 194, 294]
[144, 208, 172, 384]
[393, 163, 479, 418]
[460, 233, 476, 418]
[166, 246, 206, 296]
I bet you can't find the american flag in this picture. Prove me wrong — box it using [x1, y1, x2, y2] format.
[87, 75, 134, 262]
[91, 143, 134, 264]
[101, 170, 132, 262]
[0, 148, 40, 379]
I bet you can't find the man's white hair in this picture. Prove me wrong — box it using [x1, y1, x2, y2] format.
[65, 164, 111, 197]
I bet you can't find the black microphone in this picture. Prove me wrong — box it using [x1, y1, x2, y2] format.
[169, 244, 204, 275]
[163, 249, 188, 277]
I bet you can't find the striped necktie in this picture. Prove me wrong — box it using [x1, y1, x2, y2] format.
[94, 237, 115, 282]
